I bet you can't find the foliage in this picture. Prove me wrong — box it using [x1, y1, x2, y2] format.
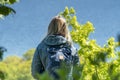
[23, 49, 35, 61]
[0, 49, 35, 80]
[0, 0, 18, 18]
[0, 47, 7, 61]
[59, 7, 120, 80]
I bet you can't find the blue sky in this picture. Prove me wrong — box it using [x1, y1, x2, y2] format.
[0, 0, 120, 58]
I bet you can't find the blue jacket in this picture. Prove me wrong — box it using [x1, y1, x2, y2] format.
[31, 35, 79, 80]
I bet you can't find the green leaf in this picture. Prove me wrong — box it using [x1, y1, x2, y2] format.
[69, 7, 75, 14]
[0, 5, 16, 16]
[9, 0, 17, 4]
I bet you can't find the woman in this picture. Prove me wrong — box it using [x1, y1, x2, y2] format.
[31, 16, 79, 80]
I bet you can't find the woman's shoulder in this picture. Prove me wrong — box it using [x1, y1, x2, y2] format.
[36, 39, 46, 50]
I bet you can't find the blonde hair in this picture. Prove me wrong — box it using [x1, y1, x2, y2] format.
[47, 16, 72, 44]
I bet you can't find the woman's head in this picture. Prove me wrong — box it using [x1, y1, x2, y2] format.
[47, 16, 72, 42]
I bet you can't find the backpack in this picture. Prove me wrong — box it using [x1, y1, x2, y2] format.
[46, 43, 73, 79]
